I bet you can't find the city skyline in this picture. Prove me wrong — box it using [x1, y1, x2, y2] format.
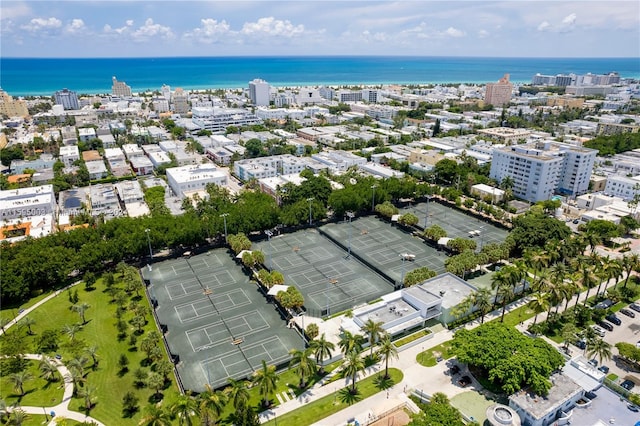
[1, 1, 639, 58]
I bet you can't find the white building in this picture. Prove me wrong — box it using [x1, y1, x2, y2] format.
[78, 127, 97, 142]
[130, 156, 154, 176]
[54, 89, 79, 110]
[166, 164, 228, 198]
[147, 151, 172, 168]
[604, 174, 640, 201]
[0, 185, 56, 220]
[191, 107, 261, 133]
[59, 145, 80, 167]
[311, 150, 368, 172]
[248, 79, 271, 106]
[89, 183, 123, 218]
[11, 154, 56, 174]
[85, 160, 108, 180]
[122, 144, 144, 159]
[490, 142, 597, 203]
[111, 76, 132, 98]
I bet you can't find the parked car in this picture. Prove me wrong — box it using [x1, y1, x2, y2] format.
[458, 376, 472, 387]
[575, 340, 587, 350]
[605, 314, 622, 326]
[598, 365, 609, 374]
[628, 403, 639, 412]
[597, 321, 614, 332]
[592, 325, 605, 337]
[595, 299, 614, 310]
[630, 303, 640, 313]
[588, 359, 598, 367]
[621, 380, 636, 391]
[620, 308, 636, 318]
[450, 365, 460, 375]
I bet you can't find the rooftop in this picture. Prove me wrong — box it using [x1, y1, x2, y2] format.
[418, 273, 476, 309]
[509, 373, 582, 421]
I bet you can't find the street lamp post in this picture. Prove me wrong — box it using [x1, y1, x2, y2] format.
[424, 196, 431, 228]
[326, 279, 337, 317]
[307, 197, 314, 226]
[220, 213, 229, 242]
[145, 228, 153, 271]
[265, 230, 273, 270]
[400, 254, 406, 287]
[299, 312, 306, 344]
[371, 185, 378, 212]
[346, 211, 354, 258]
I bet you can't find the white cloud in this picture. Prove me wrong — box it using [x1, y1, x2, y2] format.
[240, 17, 304, 38]
[183, 18, 231, 43]
[103, 20, 134, 36]
[537, 21, 551, 32]
[478, 29, 490, 38]
[65, 19, 87, 35]
[21, 17, 62, 33]
[131, 18, 174, 42]
[443, 27, 465, 38]
[562, 13, 577, 25]
[0, 2, 31, 21]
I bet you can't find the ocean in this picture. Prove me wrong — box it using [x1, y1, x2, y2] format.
[1, 56, 639, 96]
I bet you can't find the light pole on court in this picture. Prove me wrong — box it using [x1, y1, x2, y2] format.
[326, 278, 338, 317]
[145, 228, 153, 271]
[371, 185, 377, 212]
[424, 196, 431, 228]
[307, 197, 314, 226]
[299, 311, 306, 344]
[220, 213, 229, 243]
[399, 253, 413, 288]
[346, 211, 354, 258]
[265, 230, 273, 270]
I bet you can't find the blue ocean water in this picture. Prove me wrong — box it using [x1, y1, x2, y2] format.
[1, 56, 639, 96]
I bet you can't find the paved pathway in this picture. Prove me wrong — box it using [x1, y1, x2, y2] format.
[5, 354, 106, 426]
[259, 270, 635, 426]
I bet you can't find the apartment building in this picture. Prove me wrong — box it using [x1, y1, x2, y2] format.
[604, 175, 640, 201]
[248, 79, 271, 106]
[484, 74, 513, 107]
[490, 142, 597, 202]
[0, 185, 56, 220]
[0, 90, 29, 117]
[166, 164, 228, 198]
[191, 107, 261, 133]
[54, 89, 80, 110]
[111, 76, 132, 98]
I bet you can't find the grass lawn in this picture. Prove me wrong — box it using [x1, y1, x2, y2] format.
[1, 359, 64, 407]
[0, 275, 180, 425]
[262, 368, 403, 426]
[0, 290, 56, 323]
[395, 329, 431, 347]
[2, 414, 49, 426]
[450, 390, 493, 423]
[417, 341, 453, 367]
[494, 304, 536, 328]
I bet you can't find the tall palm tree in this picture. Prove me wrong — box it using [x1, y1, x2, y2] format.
[341, 351, 365, 394]
[138, 403, 172, 426]
[621, 253, 640, 288]
[20, 316, 35, 335]
[252, 360, 278, 409]
[197, 384, 228, 426]
[451, 295, 473, 321]
[338, 331, 365, 356]
[170, 391, 198, 426]
[377, 335, 398, 379]
[586, 338, 612, 364]
[497, 283, 514, 323]
[225, 379, 250, 413]
[289, 348, 317, 388]
[524, 248, 550, 284]
[528, 293, 550, 326]
[77, 385, 98, 412]
[67, 355, 89, 378]
[9, 370, 33, 396]
[72, 302, 91, 324]
[472, 288, 493, 324]
[577, 263, 599, 307]
[6, 408, 29, 426]
[361, 318, 386, 357]
[309, 333, 335, 375]
[39, 356, 59, 382]
[490, 266, 512, 309]
[62, 323, 81, 341]
[84, 345, 99, 368]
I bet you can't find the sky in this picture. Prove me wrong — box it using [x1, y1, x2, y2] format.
[1, 1, 639, 58]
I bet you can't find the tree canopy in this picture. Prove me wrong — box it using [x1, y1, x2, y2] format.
[451, 322, 564, 396]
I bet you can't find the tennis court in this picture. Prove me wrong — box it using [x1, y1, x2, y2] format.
[142, 249, 303, 391]
[254, 229, 394, 317]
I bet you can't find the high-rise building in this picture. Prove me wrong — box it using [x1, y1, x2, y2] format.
[248, 79, 270, 106]
[0, 89, 29, 117]
[54, 88, 79, 110]
[484, 74, 513, 107]
[111, 76, 132, 98]
[490, 141, 597, 202]
[161, 84, 172, 102]
[172, 88, 189, 114]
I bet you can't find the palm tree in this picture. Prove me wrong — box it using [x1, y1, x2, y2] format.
[524, 248, 550, 284]
[39, 356, 59, 382]
[309, 333, 335, 375]
[561, 323, 578, 350]
[377, 335, 398, 379]
[289, 348, 317, 389]
[473, 288, 493, 324]
[20, 316, 35, 335]
[451, 296, 473, 322]
[9, 370, 33, 396]
[341, 351, 365, 394]
[497, 283, 514, 323]
[170, 392, 198, 426]
[197, 384, 228, 426]
[586, 338, 612, 364]
[78, 385, 98, 412]
[528, 293, 550, 326]
[67, 355, 89, 378]
[84, 345, 99, 368]
[490, 267, 511, 309]
[138, 404, 172, 426]
[577, 263, 598, 307]
[621, 253, 640, 288]
[225, 379, 250, 413]
[361, 318, 386, 357]
[252, 360, 278, 409]
[338, 330, 365, 356]
[6, 408, 29, 426]
[72, 302, 91, 324]
[62, 323, 81, 341]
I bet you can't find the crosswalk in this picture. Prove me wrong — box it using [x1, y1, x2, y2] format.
[275, 388, 297, 404]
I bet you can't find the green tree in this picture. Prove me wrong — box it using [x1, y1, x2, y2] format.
[528, 293, 550, 326]
[289, 348, 317, 388]
[377, 335, 398, 379]
[309, 333, 335, 375]
[138, 403, 172, 426]
[9, 370, 33, 396]
[226, 378, 250, 413]
[341, 351, 365, 394]
[78, 385, 98, 412]
[170, 391, 198, 426]
[586, 338, 612, 364]
[39, 356, 59, 382]
[19, 316, 35, 335]
[197, 384, 228, 426]
[72, 302, 91, 324]
[361, 318, 386, 357]
[338, 330, 366, 356]
[122, 391, 139, 416]
[145, 372, 165, 398]
[252, 360, 278, 409]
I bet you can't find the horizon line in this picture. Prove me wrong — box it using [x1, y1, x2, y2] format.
[3, 55, 639, 60]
